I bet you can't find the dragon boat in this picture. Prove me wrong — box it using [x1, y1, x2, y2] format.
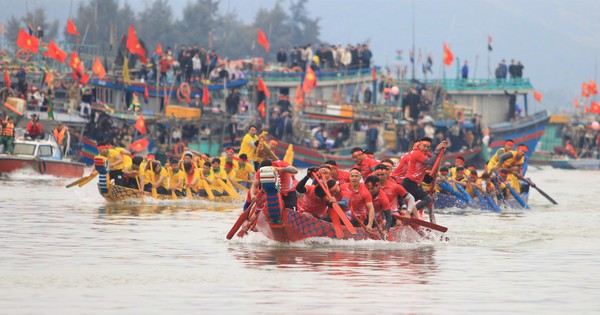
[433, 180, 530, 211]
[228, 166, 446, 243]
[93, 157, 238, 203]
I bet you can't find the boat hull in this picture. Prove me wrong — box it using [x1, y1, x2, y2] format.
[0, 156, 85, 178]
[487, 111, 550, 159]
[549, 159, 600, 170]
[254, 208, 422, 243]
[97, 182, 237, 203]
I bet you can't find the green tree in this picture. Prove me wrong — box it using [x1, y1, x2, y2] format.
[4, 8, 59, 51]
[289, 0, 321, 46]
[175, 0, 220, 49]
[138, 0, 176, 53]
[253, 0, 294, 59]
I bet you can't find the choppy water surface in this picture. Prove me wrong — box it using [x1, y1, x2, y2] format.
[1, 167, 599, 314]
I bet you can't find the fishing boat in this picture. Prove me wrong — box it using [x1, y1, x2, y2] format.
[93, 159, 239, 203]
[548, 157, 600, 170]
[0, 134, 85, 178]
[227, 166, 447, 243]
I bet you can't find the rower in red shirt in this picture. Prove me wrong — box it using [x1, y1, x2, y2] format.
[341, 168, 375, 231]
[372, 164, 416, 221]
[350, 147, 379, 180]
[295, 168, 349, 220]
[364, 175, 392, 231]
[325, 160, 350, 185]
[400, 137, 447, 218]
[391, 143, 418, 183]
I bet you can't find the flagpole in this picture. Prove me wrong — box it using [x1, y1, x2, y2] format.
[411, 0, 415, 81]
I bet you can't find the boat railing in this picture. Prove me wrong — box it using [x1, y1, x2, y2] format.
[245, 67, 375, 82]
[394, 77, 533, 92]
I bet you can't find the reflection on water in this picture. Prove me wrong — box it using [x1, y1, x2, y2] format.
[232, 244, 438, 284]
[98, 203, 236, 217]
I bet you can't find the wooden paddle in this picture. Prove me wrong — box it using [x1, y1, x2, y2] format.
[311, 173, 357, 235]
[135, 176, 145, 203]
[493, 171, 529, 209]
[351, 213, 380, 240]
[514, 173, 558, 205]
[149, 162, 158, 199]
[393, 213, 448, 233]
[66, 174, 93, 188]
[77, 173, 98, 187]
[216, 178, 239, 198]
[426, 147, 445, 223]
[226, 191, 263, 239]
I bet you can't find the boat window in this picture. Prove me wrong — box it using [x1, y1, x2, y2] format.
[12, 143, 36, 155]
[38, 145, 54, 157]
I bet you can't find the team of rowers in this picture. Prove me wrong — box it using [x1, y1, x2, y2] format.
[91, 145, 256, 197]
[91, 134, 528, 233]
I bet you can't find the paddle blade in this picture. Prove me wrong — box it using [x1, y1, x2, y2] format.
[202, 180, 215, 200]
[329, 208, 344, 239]
[408, 217, 448, 233]
[151, 187, 158, 199]
[332, 203, 356, 234]
[533, 186, 558, 205]
[227, 208, 251, 240]
[172, 191, 178, 200]
[66, 176, 88, 188]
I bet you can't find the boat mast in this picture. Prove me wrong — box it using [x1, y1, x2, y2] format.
[411, 0, 415, 81]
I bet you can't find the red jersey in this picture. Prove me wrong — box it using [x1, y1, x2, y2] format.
[341, 182, 372, 220]
[381, 179, 407, 212]
[406, 149, 432, 185]
[391, 152, 411, 180]
[336, 168, 350, 185]
[371, 191, 390, 217]
[298, 185, 329, 219]
[254, 160, 294, 194]
[354, 156, 379, 179]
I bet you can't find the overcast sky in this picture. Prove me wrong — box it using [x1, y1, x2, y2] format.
[2, 0, 599, 113]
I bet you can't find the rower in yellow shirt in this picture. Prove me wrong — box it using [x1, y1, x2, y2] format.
[486, 139, 514, 173]
[145, 161, 170, 195]
[234, 153, 255, 188]
[167, 158, 185, 196]
[123, 156, 146, 191]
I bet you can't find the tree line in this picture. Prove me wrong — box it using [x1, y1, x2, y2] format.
[4, 0, 322, 62]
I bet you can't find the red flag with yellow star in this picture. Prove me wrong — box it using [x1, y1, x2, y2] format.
[130, 137, 149, 152]
[92, 57, 106, 79]
[257, 76, 270, 98]
[443, 42, 454, 66]
[16, 29, 40, 54]
[134, 113, 147, 135]
[302, 66, 317, 94]
[66, 18, 80, 36]
[45, 40, 68, 64]
[126, 25, 147, 63]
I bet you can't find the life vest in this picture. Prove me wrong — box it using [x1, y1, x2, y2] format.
[1, 122, 14, 136]
[54, 127, 67, 145]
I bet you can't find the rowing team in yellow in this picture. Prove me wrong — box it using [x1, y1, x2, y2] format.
[91, 145, 255, 198]
[432, 139, 528, 205]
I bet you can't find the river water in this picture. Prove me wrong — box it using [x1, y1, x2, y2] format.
[1, 166, 599, 314]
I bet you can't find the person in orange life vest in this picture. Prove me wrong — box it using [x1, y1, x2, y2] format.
[250, 159, 299, 210]
[364, 175, 392, 231]
[565, 139, 578, 159]
[391, 143, 419, 183]
[372, 164, 416, 223]
[325, 160, 350, 185]
[0, 116, 15, 154]
[53, 122, 69, 156]
[350, 147, 379, 180]
[296, 168, 348, 220]
[400, 137, 447, 216]
[493, 143, 528, 193]
[341, 168, 375, 231]
[26, 114, 43, 139]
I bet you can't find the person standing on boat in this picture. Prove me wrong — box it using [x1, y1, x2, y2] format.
[486, 139, 514, 173]
[53, 123, 69, 156]
[351, 147, 379, 180]
[461, 61, 469, 79]
[25, 114, 43, 140]
[97, 145, 131, 186]
[400, 137, 446, 218]
[0, 116, 15, 154]
[238, 125, 261, 170]
[276, 47, 287, 67]
[341, 168, 375, 232]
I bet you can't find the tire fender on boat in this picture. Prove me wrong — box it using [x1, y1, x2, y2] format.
[176, 82, 191, 103]
[16, 50, 30, 63]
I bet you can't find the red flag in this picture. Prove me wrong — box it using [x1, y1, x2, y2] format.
[371, 67, 377, 80]
[295, 84, 304, 108]
[79, 73, 90, 85]
[588, 80, 598, 95]
[130, 137, 149, 152]
[69, 51, 83, 74]
[257, 101, 265, 118]
[257, 28, 269, 53]
[302, 66, 317, 93]
[582, 83, 590, 98]
[443, 42, 454, 66]
[134, 113, 147, 134]
[144, 85, 149, 102]
[16, 29, 40, 54]
[202, 86, 210, 105]
[66, 18, 80, 36]
[585, 105, 590, 113]
[155, 43, 163, 56]
[92, 57, 106, 79]
[45, 40, 68, 64]
[591, 101, 600, 114]
[534, 91, 542, 102]
[257, 77, 270, 98]
[126, 25, 147, 63]
[574, 97, 580, 109]
[4, 70, 10, 90]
